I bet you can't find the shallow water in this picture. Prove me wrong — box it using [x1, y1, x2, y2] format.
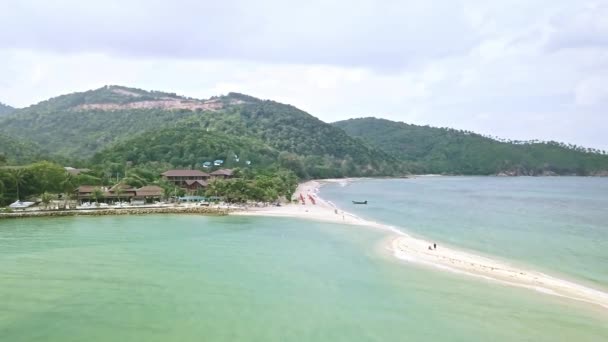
[322, 177, 608, 290]
[1, 214, 608, 341]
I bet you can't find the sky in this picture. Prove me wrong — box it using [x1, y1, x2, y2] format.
[1, 0, 607, 149]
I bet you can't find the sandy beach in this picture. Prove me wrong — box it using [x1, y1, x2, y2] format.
[233, 179, 608, 310]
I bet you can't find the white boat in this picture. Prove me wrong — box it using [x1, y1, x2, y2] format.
[9, 200, 35, 209]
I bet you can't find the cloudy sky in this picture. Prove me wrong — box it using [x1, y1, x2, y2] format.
[1, 0, 607, 148]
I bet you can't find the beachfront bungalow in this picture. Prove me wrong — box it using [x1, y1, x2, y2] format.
[107, 184, 137, 201]
[75, 184, 136, 204]
[210, 169, 234, 180]
[185, 179, 208, 193]
[133, 185, 164, 203]
[75, 185, 100, 203]
[161, 170, 210, 187]
[76, 185, 164, 204]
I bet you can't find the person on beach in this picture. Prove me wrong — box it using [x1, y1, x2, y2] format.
[434, 243, 437, 250]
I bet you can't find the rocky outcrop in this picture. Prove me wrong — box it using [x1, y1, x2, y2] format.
[497, 168, 559, 177]
[591, 170, 608, 177]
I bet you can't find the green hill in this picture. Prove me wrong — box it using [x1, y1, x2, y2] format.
[0, 87, 400, 178]
[333, 117, 608, 176]
[177, 95, 400, 177]
[6, 86, 605, 177]
[0, 102, 15, 116]
[91, 126, 279, 169]
[0, 133, 44, 164]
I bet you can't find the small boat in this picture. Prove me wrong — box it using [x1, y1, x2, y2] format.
[352, 200, 367, 205]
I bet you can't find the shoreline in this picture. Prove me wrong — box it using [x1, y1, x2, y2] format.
[0, 206, 231, 219]
[232, 179, 608, 311]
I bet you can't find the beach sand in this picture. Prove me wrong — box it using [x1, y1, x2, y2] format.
[232, 180, 608, 310]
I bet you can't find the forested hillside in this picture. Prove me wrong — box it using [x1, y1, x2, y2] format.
[91, 126, 278, 170]
[333, 118, 608, 175]
[177, 95, 400, 177]
[0, 133, 45, 164]
[3, 86, 607, 178]
[0, 102, 14, 116]
[0, 86, 401, 178]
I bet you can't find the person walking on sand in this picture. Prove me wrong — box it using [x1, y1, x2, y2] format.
[433, 243, 437, 250]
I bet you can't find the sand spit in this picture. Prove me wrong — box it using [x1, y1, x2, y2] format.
[233, 180, 608, 310]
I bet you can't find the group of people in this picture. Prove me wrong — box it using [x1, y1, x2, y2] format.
[428, 243, 437, 251]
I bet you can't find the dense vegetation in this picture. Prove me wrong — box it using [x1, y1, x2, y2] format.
[0, 102, 14, 116]
[91, 126, 278, 169]
[205, 169, 298, 203]
[0, 160, 298, 206]
[0, 87, 401, 178]
[0, 161, 75, 205]
[333, 118, 608, 175]
[176, 98, 402, 178]
[0, 133, 45, 164]
[2, 86, 607, 180]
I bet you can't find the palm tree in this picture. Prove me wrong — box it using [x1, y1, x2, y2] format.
[113, 185, 125, 205]
[91, 187, 104, 207]
[0, 178, 5, 204]
[10, 168, 27, 201]
[60, 174, 76, 209]
[40, 192, 54, 210]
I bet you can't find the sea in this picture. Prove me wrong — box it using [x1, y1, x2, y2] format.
[1, 177, 607, 341]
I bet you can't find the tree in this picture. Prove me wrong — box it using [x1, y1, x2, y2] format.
[90, 187, 104, 207]
[10, 168, 27, 201]
[27, 161, 66, 194]
[60, 174, 76, 209]
[0, 178, 5, 204]
[40, 192, 54, 210]
[113, 185, 125, 204]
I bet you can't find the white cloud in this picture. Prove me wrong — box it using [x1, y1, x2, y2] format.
[575, 75, 608, 106]
[0, 0, 606, 149]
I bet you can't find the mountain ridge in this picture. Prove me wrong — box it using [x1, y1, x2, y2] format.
[0, 86, 400, 178]
[0, 102, 15, 116]
[332, 117, 608, 176]
[2, 86, 607, 177]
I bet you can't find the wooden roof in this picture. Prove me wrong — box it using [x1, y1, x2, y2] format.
[161, 170, 210, 177]
[135, 185, 164, 197]
[185, 179, 208, 187]
[210, 169, 234, 176]
[109, 183, 136, 192]
[76, 185, 99, 193]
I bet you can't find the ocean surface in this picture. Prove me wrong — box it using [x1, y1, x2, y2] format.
[322, 177, 608, 290]
[1, 177, 608, 341]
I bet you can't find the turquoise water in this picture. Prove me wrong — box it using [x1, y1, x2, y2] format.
[1, 178, 608, 340]
[322, 177, 608, 290]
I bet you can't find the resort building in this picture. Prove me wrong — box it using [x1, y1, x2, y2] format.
[210, 169, 234, 180]
[161, 170, 210, 187]
[132, 185, 164, 203]
[75, 185, 164, 204]
[185, 180, 208, 193]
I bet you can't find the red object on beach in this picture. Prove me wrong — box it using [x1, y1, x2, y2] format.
[307, 194, 316, 205]
[299, 193, 305, 204]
